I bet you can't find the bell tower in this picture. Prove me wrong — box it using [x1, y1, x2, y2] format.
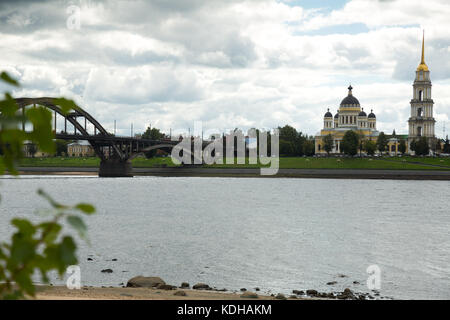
[408, 31, 436, 154]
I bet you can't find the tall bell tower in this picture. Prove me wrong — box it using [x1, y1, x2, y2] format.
[408, 31, 436, 154]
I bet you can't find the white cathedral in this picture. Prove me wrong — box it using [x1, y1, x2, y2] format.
[315, 33, 437, 155]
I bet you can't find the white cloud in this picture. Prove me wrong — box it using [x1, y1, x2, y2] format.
[1, 0, 450, 138]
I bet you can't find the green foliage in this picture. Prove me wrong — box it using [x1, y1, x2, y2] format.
[376, 132, 388, 154]
[142, 126, 166, 158]
[341, 130, 359, 156]
[322, 134, 334, 155]
[414, 137, 430, 156]
[443, 136, 450, 154]
[279, 139, 294, 156]
[0, 72, 95, 299]
[55, 139, 69, 156]
[302, 138, 315, 156]
[398, 139, 407, 155]
[277, 125, 314, 157]
[363, 140, 377, 156]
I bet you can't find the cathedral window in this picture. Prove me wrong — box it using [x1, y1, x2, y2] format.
[418, 108, 422, 117]
[419, 90, 423, 101]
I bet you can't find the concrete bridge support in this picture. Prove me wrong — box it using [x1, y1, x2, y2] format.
[99, 158, 133, 177]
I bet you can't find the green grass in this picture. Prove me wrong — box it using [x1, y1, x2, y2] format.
[210, 157, 450, 170]
[18, 156, 450, 170]
[384, 156, 450, 167]
[19, 156, 178, 168]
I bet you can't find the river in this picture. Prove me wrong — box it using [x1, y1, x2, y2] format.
[0, 175, 449, 299]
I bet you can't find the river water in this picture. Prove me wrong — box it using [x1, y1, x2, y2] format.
[0, 175, 449, 299]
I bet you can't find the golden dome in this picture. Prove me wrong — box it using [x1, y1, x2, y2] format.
[417, 31, 429, 72]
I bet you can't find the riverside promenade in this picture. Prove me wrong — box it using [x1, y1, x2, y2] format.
[17, 167, 450, 180]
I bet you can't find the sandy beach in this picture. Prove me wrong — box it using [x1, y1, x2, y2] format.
[34, 286, 306, 300]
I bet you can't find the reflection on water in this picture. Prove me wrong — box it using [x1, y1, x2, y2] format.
[0, 175, 449, 299]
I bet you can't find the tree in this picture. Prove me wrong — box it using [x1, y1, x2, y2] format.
[142, 126, 165, 140]
[27, 143, 37, 158]
[341, 130, 359, 156]
[363, 140, 377, 156]
[398, 139, 407, 155]
[410, 140, 417, 153]
[443, 136, 450, 154]
[278, 125, 304, 156]
[55, 139, 69, 156]
[322, 134, 334, 156]
[279, 139, 295, 156]
[414, 137, 430, 156]
[142, 126, 166, 158]
[434, 138, 442, 153]
[302, 138, 315, 156]
[0, 71, 95, 299]
[376, 132, 388, 155]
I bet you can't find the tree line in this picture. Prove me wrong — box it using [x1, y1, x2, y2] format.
[321, 130, 441, 156]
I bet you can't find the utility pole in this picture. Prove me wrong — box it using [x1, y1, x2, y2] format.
[131, 123, 133, 137]
[114, 120, 116, 135]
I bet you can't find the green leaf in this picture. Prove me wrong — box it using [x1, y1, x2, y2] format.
[0, 72, 19, 86]
[26, 107, 55, 153]
[66, 216, 87, 239]
[37, 189, 68, 210]
[39, 222, 62, 245]
[11, 219, 36, 236]
[8, 237, 36, 266]
[58, 236, 77, 271]
[75, 203, 95, 215]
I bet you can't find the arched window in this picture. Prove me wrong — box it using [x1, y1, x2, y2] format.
[419, 90, 423, 101]
[418, 108, 422, 117]
[417, 127, 422, 136]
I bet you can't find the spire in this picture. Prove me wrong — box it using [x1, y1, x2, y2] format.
[421, 30, 425, 65]
[417, 30, 429, 72]
[348, 84, 353, 95]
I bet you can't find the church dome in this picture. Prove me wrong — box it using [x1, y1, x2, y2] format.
[340, 85, 360, 107]
[334, 112, 339, 119]
[324, 108, 333, 118]
[358, 108, 367, 117]
[368, 109, 376, 119]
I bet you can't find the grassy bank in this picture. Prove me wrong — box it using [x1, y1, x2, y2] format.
[18, 156, 450, 170]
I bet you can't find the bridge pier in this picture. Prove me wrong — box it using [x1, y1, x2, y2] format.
[99, 158, 133, 177]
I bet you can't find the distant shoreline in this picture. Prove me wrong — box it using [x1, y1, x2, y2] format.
[15, 166, 450, 180]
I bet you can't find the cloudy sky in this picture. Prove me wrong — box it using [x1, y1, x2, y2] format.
[1, 0, 450, 137]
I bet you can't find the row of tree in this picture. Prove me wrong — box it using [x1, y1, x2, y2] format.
[141, 125, 450, 158]
[322, 130, 438, 156]
[278, 125, 315, 156]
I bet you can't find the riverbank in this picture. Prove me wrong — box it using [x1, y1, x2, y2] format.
[34, 283, 378, 300]
[19, 156, 450, 170]
[34, 286, 300, 300]
[16, 166, 450, 180]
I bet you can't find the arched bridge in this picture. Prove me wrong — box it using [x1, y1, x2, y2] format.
[15, 97, 200, 177]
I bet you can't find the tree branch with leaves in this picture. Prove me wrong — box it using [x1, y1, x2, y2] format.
[0, 71, 95, 300]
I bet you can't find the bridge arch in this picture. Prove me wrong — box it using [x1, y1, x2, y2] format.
[14, 97, 122, 160]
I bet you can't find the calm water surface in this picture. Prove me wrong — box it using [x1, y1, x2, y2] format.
[0, 176, 449, 299]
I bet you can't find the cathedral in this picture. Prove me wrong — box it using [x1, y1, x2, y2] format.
[315, 33, 436, 155]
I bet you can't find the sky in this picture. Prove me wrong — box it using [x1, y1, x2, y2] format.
[1, 0, 450, 138]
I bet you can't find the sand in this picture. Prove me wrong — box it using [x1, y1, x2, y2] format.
[34, 286, 305, 300]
